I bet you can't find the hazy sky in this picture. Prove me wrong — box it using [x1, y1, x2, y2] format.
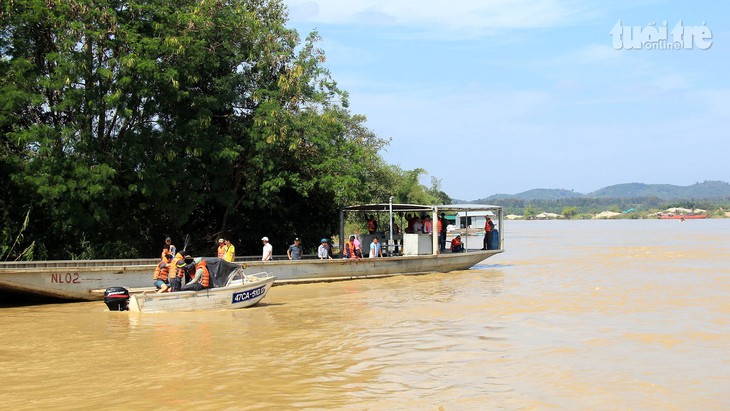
[282, 0, 729, 200]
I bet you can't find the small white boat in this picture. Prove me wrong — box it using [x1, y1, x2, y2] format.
[118, 260, 275, 313]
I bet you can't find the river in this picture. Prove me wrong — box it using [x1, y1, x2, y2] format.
[1, 219, 728, 410]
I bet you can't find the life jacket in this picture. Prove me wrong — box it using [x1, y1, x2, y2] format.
[437, 219, 442, 233]
[217, 245, 226, 258]
[451, 237, 462, 250]
[424, 220, 432, 233]
[344, 241, 357, 259]
[153, 260, 170, 281]
[367, 219, 375, 232]
[485, 219, 494, 232]
[195, 260, 210, 288]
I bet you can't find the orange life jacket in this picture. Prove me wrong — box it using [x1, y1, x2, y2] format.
[217, 245, 226, 258]
[345, 241, 358, 259]
[195, 260, 210, 288]
[367, 219, 375, 232]
[485, 219, 493, 232]
[153, 260, 170, 281]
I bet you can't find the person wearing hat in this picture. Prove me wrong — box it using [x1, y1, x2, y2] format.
[168, 257, 188, 292]
[217, 238, 226, 258]
[261, 237, 273, 261]
[162, 237, 176, 260]
[450, 235, 464, 253]
[287, 237, 303, 260]
[317, 238, 332, 259]
[224, 239, 235, 262]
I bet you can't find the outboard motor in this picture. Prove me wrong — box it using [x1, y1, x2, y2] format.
[104, 287, 130, 311]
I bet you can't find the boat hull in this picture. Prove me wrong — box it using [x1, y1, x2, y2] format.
[658, 214, 708, 219]
[0, 250, 501, 301]
[127, 273, 275, 313]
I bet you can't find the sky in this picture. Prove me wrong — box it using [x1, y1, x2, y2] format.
[282, 0, 729, 200]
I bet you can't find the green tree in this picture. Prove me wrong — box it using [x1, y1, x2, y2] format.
[2, 0, 441, 258]
[561, 206, 577, 219]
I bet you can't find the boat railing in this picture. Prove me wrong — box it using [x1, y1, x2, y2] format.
[0, 258, 159, 269]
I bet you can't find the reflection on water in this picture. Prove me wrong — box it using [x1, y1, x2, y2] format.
[1, 219, 729, 410]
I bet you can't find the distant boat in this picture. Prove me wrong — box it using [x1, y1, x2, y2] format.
[658, 214, 708, 220]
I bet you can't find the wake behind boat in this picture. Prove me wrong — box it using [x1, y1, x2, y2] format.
[0, 203, 503, 301]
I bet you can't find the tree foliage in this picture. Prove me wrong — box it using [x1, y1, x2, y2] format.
[1, 0, 446, 259]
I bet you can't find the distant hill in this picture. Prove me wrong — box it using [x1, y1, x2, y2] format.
[487, 188, 582, 201]
[470, 181, 730, 202]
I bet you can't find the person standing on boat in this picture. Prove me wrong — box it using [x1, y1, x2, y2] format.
[423, 216, 432, 234]
[318, 238, 333, 259]
[405, 214, 415, 233]
[482, 216, 495, 250]
[261, 237, 273, 261]
[153, 253, 173, 293]
[366, 215, 378, 234]
[438, 213, 448, 251]
[224, 239, 235, 262]
[163, 237, 176, 259]
[369, 237, 383, 258]
[287, 238, 303, 260]
[182, 257, 210, 291]
[217, 238, 226, 258]
[412, 216, 423, 233]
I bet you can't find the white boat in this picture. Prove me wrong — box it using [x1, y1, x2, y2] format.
[126, 270, 275, 313]
[0, 203, 503, 300]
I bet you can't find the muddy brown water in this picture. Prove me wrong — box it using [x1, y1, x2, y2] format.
[1, 219, 728, 410]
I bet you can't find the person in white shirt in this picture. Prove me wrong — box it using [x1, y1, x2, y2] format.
[261, 236, 273, 261]
[318, 238, 332, 259]
[412, 217, 423, 233]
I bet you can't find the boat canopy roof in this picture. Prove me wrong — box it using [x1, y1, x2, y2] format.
[342, 203, 502, 214]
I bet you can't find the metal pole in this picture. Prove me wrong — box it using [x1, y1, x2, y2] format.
[389, 196, 394, 256]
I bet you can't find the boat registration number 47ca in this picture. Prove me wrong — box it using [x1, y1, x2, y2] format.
[232, 285, 267, 303]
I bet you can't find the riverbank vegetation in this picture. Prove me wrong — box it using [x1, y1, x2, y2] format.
[501, 197, 730, 219]
[0, 0, 448, 260]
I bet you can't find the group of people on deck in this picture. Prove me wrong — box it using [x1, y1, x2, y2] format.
[342, 235, 383, 259]
[153, 237, 211, 294]
[152, 213, 497, 291]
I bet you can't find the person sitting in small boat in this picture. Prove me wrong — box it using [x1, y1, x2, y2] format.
[181, 257, 210, 292]
[153, 253, 173, 293]
[167, 251, 187, 292]
[450, 235, 464, 253]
